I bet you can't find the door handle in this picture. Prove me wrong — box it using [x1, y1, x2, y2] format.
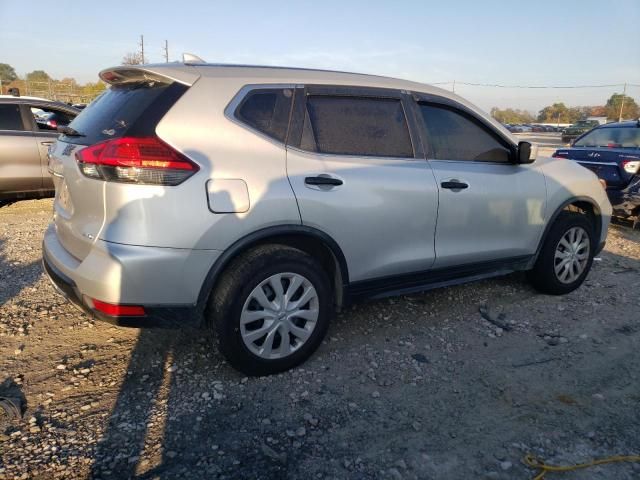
[41, 141, 55, 146]
[441, 180, 469, 190]
[305, 176, 343, 186]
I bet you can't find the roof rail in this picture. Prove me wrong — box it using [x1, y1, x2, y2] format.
[182, 53, 206, 65]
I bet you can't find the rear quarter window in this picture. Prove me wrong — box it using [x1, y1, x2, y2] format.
[235, 88, 293, 142]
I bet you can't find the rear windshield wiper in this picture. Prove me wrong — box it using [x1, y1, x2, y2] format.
[57, 125, 85, 137]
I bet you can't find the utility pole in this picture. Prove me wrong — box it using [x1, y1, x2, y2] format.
[139, 34, 145, 64]
[452, 79, 456, 94]
[618, 82, 627, 122]
[163, 40, 169, 62]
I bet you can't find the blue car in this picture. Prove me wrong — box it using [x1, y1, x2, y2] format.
[553, 121, 640, 222]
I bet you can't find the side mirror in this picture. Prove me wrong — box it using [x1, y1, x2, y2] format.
[516, 141, 534, 164]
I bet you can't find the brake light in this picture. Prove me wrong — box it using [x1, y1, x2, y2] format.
[621, 159, 640, 174]
[76, 137, 198, 186]
[47, 119, 58, 129]
[91, 299, 145, 316]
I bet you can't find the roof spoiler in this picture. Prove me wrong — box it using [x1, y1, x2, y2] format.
[99, 65, 200, 87]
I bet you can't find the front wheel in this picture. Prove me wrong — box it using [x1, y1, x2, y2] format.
[528, 212, 595, 295]
[209, 245, 333, 376]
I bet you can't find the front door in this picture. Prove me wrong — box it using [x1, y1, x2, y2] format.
[415, 100, 546, 268]
[286, 86, 439, 283]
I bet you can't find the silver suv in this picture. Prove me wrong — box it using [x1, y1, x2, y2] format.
[0, 95, 79, 206]
[43, 63, 611, 375]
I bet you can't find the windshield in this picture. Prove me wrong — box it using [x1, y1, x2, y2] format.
[574, 126, 640, 148]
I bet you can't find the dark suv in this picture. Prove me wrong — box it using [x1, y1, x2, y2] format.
[561, 120, 600, 144]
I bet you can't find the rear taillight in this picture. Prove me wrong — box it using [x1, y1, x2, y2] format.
[91, 299, 145, 317]
[621, 159, 640, 174]
[75, 136, 198, 186]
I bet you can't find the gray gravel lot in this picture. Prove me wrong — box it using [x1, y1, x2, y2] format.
[1, 199, 639, 480]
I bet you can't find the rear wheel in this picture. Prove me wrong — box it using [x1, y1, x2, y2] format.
[528, 212, 595, 295]
[209, 245, 333, 376]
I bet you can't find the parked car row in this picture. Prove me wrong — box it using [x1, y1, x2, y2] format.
[504, 123, 563, 133]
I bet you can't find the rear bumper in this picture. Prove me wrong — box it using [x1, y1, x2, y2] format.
[607, 177, 640, 217]
[42, 224, 221, 328]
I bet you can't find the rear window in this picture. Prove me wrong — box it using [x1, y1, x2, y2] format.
[64, 82, 180, 145]
[301, 96, 413, 158]
[235, 88, 293, 142]
[0, 104, 25, 131]
[574, 126, 640, 149]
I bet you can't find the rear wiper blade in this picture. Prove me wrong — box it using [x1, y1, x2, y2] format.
[57, 125, 85, 137]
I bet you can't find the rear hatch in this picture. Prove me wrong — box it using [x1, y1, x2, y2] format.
[48, 66, 198, 260]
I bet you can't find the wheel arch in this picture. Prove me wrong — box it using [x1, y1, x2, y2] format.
[533, 196, 603, 264]
[196, 225, 349, 322]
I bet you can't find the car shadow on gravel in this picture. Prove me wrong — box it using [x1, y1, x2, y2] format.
[0, 238, 42, 305]
[87, 247, 640, 480]
[89, 327, 238, 479]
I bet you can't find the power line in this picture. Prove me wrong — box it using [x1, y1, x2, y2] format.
[430, 81, 638, 89]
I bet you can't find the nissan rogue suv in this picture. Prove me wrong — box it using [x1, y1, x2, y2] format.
[43, 62, 611, 375]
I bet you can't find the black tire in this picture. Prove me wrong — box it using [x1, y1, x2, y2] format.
[528, 211, 595, 295]
[208, 244, 333, 376]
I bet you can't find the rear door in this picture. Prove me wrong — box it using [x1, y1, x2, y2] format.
[0, 103, 42, 193]
[286, 86, 439, 282]
[413, 96, 546, 268]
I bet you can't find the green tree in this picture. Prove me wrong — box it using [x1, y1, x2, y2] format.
[537, 103, 573, 123]
[490, 107, 534, 124]
[26, 70, 51, 83]
[81, 81, 107, 98]
[0, 63, 17, 83]
[605, 93, 639, 121]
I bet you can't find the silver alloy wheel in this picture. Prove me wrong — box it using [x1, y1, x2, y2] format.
[240, 272, 319, 360]
[554, 226, 590, 284]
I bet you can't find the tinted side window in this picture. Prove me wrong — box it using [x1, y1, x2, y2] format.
[302, 96, 413, 157]
[420, 104, 511, 162]
[236, 89, 293, 142]
[0, 104, 25, 131]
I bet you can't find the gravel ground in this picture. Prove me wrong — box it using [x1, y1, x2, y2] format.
[1, 199, 639, 480]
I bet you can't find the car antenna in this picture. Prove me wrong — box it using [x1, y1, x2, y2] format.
[182, 53, 206, 65]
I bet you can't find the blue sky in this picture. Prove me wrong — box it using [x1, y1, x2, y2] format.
[1, 0, 638, 112]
